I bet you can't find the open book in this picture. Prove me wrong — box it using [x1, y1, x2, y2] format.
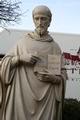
[48, 54, 61, 75]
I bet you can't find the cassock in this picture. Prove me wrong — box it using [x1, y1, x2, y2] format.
[0, 32, 67, 120]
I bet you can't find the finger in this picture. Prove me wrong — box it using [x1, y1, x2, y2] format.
[32, 56, 40, 61]
[37, 75, 42, 81]
[43, 69, 49, 73]
[30, 59, 36, 64]
[45, 75, 49, 78]
[30, 57, 37, 63]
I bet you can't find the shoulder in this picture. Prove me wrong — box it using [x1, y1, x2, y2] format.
[25, 32, 34, 39]
[51, 37, 62, 54]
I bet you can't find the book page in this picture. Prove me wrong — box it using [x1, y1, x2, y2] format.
[48, 54, 61, 75]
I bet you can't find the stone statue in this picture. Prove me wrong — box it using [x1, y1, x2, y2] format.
[0, 5, 68, 120]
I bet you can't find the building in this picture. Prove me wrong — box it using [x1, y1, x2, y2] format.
[0, 29, 80, 100]
[63, 50, 80, 74]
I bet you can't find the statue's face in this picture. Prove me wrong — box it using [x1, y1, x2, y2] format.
[33, 14, 50, 35]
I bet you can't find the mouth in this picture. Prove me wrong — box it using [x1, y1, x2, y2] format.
[37, 26, 44, 28]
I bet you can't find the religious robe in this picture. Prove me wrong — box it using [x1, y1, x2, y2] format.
[0, 32, 67, 120]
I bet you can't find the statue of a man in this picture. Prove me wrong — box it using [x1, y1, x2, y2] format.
[0, 5, 67, 120]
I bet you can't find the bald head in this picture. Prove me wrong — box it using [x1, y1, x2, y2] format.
[32, 5, 52, 36]
[32, 5, 52, 21]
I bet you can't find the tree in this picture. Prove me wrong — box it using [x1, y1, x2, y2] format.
[0, 0, 21, 26]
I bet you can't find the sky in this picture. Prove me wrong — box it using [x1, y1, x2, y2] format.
[1, 0, 80, 34]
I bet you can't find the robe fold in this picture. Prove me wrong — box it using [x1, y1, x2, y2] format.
[0, 32, 67, 120]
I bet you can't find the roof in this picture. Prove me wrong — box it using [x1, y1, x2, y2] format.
[0, 28, 80, 54]
[0, 29, 30, 54]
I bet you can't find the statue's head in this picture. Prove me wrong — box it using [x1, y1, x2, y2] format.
[32, 5, 52, 36]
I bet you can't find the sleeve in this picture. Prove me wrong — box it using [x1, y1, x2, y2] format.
[52, 40, 68, 101]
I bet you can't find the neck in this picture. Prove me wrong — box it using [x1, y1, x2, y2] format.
[35, 29, 48, 37]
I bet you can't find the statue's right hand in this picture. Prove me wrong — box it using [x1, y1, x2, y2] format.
[11, 53, 40, 67]
[19, 54, 40, 65]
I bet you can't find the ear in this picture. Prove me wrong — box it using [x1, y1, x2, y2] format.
[48, 21, 51, 27]
[32, 15, 35, 22]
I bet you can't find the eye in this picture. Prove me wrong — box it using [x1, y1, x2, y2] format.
[41, 17, 47, 21]
[34, 17, 39, 21]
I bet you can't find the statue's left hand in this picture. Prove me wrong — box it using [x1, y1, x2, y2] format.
[37, 72, 61, 84]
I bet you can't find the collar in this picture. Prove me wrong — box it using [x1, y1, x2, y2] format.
[27, 30, 53, 42]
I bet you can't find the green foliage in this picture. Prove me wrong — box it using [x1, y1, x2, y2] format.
[63, 98, 80, 120]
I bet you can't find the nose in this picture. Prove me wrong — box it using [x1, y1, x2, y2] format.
[38, 18, 42, 25]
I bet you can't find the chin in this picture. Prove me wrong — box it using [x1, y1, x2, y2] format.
[37, 30, 46, 35]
